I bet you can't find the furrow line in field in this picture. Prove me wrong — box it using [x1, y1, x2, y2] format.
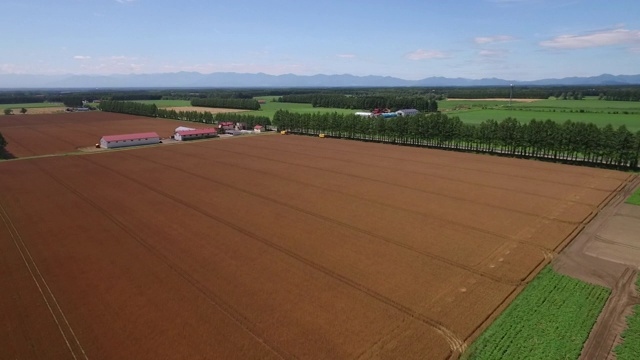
[0, 202, 88, 360]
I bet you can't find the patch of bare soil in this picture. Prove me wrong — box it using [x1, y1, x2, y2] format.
[552, 175, 640, 360]
[163, 106, 249, 114]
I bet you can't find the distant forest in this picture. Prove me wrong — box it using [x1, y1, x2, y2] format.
[1, 85, 640, 105]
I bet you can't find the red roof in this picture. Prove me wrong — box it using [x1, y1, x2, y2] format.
[176, 128, 218, 136]
[102, 132, 160, 142]
[254, 125, 263, 129]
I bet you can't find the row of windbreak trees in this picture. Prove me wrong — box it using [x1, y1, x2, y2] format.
[273, 110, 640, 169]
[191, 98, 260, 110]
[278, 94, 439, 112]
[99, 100, 270, 128]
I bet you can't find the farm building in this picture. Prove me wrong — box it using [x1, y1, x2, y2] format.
[175, 126, 196, 132]
[254, 125, 265, 133]
[258, 99, 266, 104]
[100, 132, 160, 149]
[355, 112, 373, 117]
[396, 109, 419, 117]
[174, 128, 218, 141]
[218, 122, 235, 131]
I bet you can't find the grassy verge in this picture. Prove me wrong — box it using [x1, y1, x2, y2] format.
[625, 187, 640, 205]
[462, 266, 610, 360]
[614, 275, 640, 360]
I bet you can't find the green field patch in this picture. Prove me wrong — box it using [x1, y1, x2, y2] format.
[462, 266, 610, 360]
[246, 97, 363, 119]
[625, 187, 640, 205]
[0, 102, 64, 110]
[443, 98, 640, 132]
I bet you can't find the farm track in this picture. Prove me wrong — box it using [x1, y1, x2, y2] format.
[77, 154, 465, 352]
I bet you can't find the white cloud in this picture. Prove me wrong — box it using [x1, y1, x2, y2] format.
[73, 55, 91, 60]
[479, 49, 507, 58]
[336, 54, 356, 59]
[539, 28, 640, 49]
[475, 35, 515, 44]
[405, 49, 448, 60]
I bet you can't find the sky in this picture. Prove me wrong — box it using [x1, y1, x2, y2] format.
[1, 0, 639, 81]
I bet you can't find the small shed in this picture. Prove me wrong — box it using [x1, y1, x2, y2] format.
[396, 109, 419, 117]
[254, 125, 265, 133]
[100, 132, 160, 149]
[355, 112, 373, 117]
[174, 128, 218, 141]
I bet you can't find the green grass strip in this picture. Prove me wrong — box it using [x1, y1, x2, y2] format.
[614, 274, 640, 360]
[463, 266, 610, 360]
[625, 187, 640, 206]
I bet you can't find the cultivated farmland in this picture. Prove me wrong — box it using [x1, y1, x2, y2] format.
[0, 112, 207, 158]
[0, 116, 633, 359]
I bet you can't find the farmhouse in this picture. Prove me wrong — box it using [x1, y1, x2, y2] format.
[174, 128, 218, 141]
[396, 109, 419, 116]
[254, 125, 265, 133]
[100, 132, 160, 149]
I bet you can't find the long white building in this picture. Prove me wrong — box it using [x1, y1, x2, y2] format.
[174, 128, 218, 141]
[100, 132, 160, 149]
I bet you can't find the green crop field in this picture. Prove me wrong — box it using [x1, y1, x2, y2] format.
[0, 102, 64, 111]
[245, 96, 364, 119]
[462, 266, 610, 360]
[626, 187, 640, 205]
[443, 98, 640, 132]
[614, 275, 640, 360]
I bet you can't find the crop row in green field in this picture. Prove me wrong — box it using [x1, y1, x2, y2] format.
[462, 266, 610, 360]
[614, 275, 640, 360]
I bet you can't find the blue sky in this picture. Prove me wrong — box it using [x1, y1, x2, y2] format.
[1, 0, 639, 80]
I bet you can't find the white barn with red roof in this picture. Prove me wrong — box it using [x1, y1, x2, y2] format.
[100, 132, 160, 149]
[174, 128, 218, 141]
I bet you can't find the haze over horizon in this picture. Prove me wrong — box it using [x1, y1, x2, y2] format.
[2, 0, 640, 82]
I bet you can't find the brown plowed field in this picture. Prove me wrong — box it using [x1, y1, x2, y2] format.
[0, 112, 208, 158]
[0, 113, 632, 359]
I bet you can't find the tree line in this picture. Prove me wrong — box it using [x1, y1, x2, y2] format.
[273, 110, 640, 169]
[99, 100, 270, 128]
[191, 98, 260, 110]
[278, 94, 439, 112]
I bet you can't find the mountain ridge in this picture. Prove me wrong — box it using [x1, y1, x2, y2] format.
[1, 72, 639, 88]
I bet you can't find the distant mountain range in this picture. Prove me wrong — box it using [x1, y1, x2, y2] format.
[1, 72, 640, 89]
